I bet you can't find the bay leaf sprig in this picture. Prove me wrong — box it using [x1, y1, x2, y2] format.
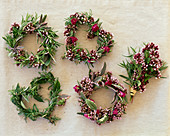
[9, 72, 69, 125]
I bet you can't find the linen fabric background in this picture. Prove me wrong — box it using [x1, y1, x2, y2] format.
[0, 0, 169, 136]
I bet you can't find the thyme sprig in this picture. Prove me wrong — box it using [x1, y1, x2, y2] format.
[9, 72, 69, 125]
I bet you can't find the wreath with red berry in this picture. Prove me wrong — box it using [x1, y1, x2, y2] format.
[119, 42, 168, 102]
[3, 13, 61, 70]
[74, 63, 128, 125]
[9, 72, 70, 125]
[63, 10, 114, 67]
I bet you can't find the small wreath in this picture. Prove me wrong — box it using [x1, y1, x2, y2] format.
[3, 13, 61, 70]
[9, 72, 70, 125]
[119, 42, 168, 102]
[63, 10, 114, 67]
[73, 63, 128, 125]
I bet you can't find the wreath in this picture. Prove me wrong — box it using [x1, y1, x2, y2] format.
[3, 13, 61, 70]
[9, 72, 70, 125]
[63, 10, 114, 67]
[119, 42, 168, 102]
[73, 63, 128, 125]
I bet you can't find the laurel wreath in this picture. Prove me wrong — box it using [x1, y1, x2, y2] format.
[9, 72, 69, 125]
[3, 13, 61, 70]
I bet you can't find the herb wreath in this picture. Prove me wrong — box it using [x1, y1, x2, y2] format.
[119, 42, 168, 102]
[73, 63, 128, 125]
[63, 10, 114, 67]
[3, 13, 61, 70]
[9, 72, 70, 125]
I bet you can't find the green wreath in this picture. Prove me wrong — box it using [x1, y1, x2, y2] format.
[9, 72, 70, 125]
[3, 13, 61, 70]
[63, 10, 114, 67]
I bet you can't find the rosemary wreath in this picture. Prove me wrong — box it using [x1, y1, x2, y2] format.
[119, 42, 168, 102]
[3, 13, 61, 70]
[63, 10, 114, 67]
[9, 72, 70, 125]
[73, 63, 128, 125]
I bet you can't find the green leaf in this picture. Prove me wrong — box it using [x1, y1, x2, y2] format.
[77, 112, 85, 116]
[137, 80, 141, 87]
[88, 69, 92, 79]
[23, 95, 29, 103]
[89, 9, 92, 16]
[85, 99, 97, 110]
[33, 104, 39, 112]
[97, 49, 104, 53]
[160, 76, 167, 78]
[33, 95, 44, 102]
[54, 79, 61, 90]
[124, 96, 128, 103]
[119, 75, 132, 81]
[159, 65, 168, 71]
[101, 62, 106, 75]
[130, 46, 136, 53]
[80, 92, 86, 101]
[123, 81, 131, 86]
[42, 14, 47, 22]
[93, 76, 102, 82]
[97, 115, 108, 124]
[45, 57, 51, 66]
[21, 101, 26, 109]
[112, 84, 124, 90]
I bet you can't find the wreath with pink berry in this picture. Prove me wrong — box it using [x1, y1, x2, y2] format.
[3, 13, 61, 70]
[73, 63, 128, 125]
[119, 42, 168, 102]
[63, 10, 114, 67]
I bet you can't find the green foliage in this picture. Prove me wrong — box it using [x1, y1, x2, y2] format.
[100, 62, 106, 75]
[9, 72, 68, 125]
[97, 115, 108, 124]
[2, 13, 61, 71]
[85, 99, 97, 110]
[119, 44, 168, 92]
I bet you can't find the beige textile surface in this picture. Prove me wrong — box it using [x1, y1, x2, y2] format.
[0, 0, 170, 136]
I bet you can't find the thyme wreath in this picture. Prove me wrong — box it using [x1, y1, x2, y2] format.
[3, 13, 61, 70]
[9, 72, 69, 125]
[63, 10, 114, 67]
[73, 63, 128, 125]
